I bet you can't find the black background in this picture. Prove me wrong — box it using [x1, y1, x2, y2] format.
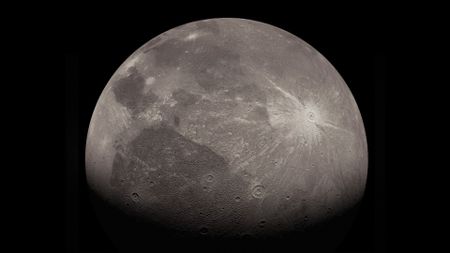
[64, 7, 387, 253]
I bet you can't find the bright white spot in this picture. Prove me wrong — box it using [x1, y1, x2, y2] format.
[258, 68, 328, 146]
[124, 55, 140, 70]
[137, 109, 162, 123]
[99, 135, 109, 150]
[185, 32, 200, 41]
[292, 104, 323, 144]
[168, 99, 177, 107]
[145, 76, 155, 85]
[152, 112, 162, 121]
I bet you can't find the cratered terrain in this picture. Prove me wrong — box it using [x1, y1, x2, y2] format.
[85, 18, 368, 252]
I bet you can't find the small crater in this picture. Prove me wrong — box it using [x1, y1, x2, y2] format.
[258, 220, 266, 228]
[304, 215, 309, 222]
[252, 185, 265, 199]
[199, 227, 209, 235]
[307, 111, 315, 121]
[206, 174, 214, 182]
[235, 196, 241, 202]
[302, 138, 308, 146]
[131, 192, 140, 202]
[285, 195, 291, 200]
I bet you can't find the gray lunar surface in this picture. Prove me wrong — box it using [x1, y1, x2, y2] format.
[85, 18, 368, 239]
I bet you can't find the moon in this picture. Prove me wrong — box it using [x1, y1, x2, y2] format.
[85, 18, 367, 249]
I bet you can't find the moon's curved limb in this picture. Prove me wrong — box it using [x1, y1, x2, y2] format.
[86, 18, 368, 239]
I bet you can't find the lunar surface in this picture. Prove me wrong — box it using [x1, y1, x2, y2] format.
[85, 18, 367, 248]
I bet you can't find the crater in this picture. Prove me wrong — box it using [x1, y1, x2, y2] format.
[199, 227, 209, 235]
[307, 111, 315, 122]
[200, 173, 216, 189]
[131, 192, 140, 202]
[258, 220, 266, 228]
[205, 174, 214, 182]
[252, 185, 265, 199]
